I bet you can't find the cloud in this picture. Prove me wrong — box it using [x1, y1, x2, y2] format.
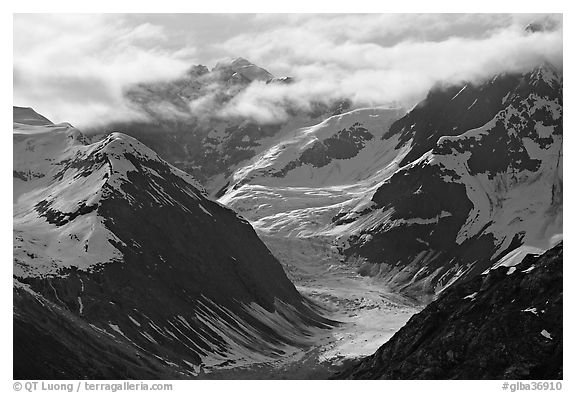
[213, 14, 562, 123]
[14, 14, 563, 128]
[13, 14, 195, 127]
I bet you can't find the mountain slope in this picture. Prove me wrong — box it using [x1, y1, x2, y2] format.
[341, 65, 562, 296]
[13, 107, 333, 379]
[87, 58, 349, 190]
[218, 107, 407, 238]
[337, 243, 563, 380]
[218, 65, 562, 299]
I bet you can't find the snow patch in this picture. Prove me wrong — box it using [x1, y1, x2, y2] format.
[128, 315, 141, 327]
[198, 204, 213, 217]
[463, 292, 477, 300]
[451, 85, 467, 100]
[522, 307, 538, 315]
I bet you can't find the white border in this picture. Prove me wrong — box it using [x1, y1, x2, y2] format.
[3, 2, 573, 391]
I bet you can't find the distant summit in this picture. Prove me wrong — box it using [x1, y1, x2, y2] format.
[13, 106, 53, 126]
[525, 17, 560, 34]
[185, 64, 209, 77]
[213, 57, 274, 82]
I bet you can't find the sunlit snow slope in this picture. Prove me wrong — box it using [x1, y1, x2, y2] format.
[218, 107, 408, 238]
[13, 107, 333, 379]
[219, 65, 562, 298]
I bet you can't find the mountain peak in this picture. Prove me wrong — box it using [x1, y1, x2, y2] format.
[524, 17, 560, 34]
[527, 62, 562, 91]
[14, 109, 332, 377]
[230, 57, 253, 67]
[185, 64, 209, 77]
[13, 106, 53, 126]
[214, 56, 253, 69]
[213, 57, 274, 82]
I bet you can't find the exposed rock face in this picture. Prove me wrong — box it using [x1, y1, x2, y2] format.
[339, 65, 562, 296]
[13, 107, 333, 379]
[337, 243, 563, 380]
[271, 122, 376, 177]
[388, 73, 523, 167]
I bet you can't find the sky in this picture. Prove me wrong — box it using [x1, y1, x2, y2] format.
[13, 13, 563, 127]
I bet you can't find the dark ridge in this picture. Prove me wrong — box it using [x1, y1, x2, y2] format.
[14, 284, 181, 379]
[385, 73, 522, 167]
[336, 243, 563, 380]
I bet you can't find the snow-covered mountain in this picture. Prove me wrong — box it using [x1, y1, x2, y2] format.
[219, 64, 562, 298]
[340, 65, 562, 296]
[212, 57, 274, 83]
[218, 107, 408, 238]
[87, 58, 350, 191]
[13, 107, 333, 379]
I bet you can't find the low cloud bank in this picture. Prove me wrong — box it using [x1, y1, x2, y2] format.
[13, 14, 193, 127]
[215, 14, 562, 123]
[14, 14, 562, 127]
